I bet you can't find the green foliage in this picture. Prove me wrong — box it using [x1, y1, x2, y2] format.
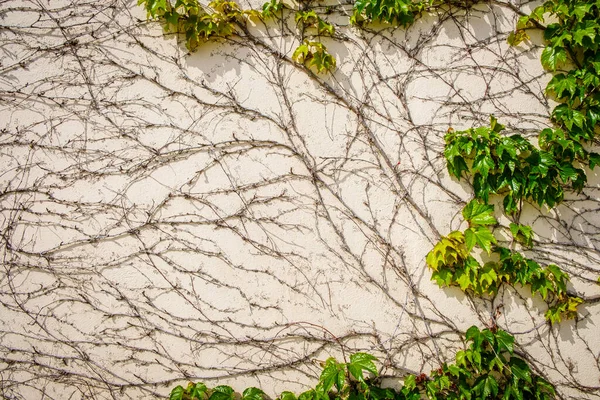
[169, 383, 242, 400]
[432, 0, 600, 325]
[426, 201, 581, 323]
[292, 41, 336, 73]
[444, 116, 587, 213]
[509, 223, 533, 248]
[261, 0, 283, 18]
[295, 11, 335, 36]
[139, 0, 337, 71]
[350, 0, 428, 26]
[510, 0, 600, 154]
[171, 327, 556, 399]
[138, 0, 245, 49]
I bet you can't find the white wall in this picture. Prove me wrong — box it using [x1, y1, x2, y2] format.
[1, 0, 599, 398]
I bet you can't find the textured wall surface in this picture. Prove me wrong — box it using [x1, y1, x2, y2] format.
[1, 0, 599, 398]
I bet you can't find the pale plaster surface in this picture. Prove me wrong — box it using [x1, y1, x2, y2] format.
[0, 0, 599, 399]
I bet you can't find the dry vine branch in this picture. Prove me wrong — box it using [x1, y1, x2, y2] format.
[0, 0, 599, 399]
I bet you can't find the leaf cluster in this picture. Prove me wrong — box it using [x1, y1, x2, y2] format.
[138, 0, 254, 49]
[444, 117, 588, 214]
[292, 41, 336, 73]
[350, 0, 428, 26]
[170, 383, 265, 400]
[171, 327, 556, 400]
[426, 201, 582, 323]
[508, 0, 600, 170]
[140, 0, 338, 71]
[434, 0, 600, 325]
[295, 10, 335, 36]
[261, 0, 283, 18]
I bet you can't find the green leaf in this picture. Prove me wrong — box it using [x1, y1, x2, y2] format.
[473, 375, 499, 398]
[403, 374, 416, 390]
[465, 226, 497, 254]
[280, 392, 297, 400]
[455, 268, 474, 291]
[541, 46, 567, 71]
[319, 358, 345, 392]
[243, 387, 265, 400]
[508, 30, 530, 46]
[455, 350, 467, 368]
[368, 386, 395, 400]
[462, 200, 498, 226]
[516, 16, 530, 30]
[509, 223, 533, 247]
[170, 386, 185, 400]
[589, 153, 600, 169]
[465, 326, 481, 343]
[573, 21, 597, 46]
[509, 357, 532, 384]
[348, 353, 378, 382]
[494, 329, 514, 354]
[479, 262, 499, 292]
[298, 390, 317, 400]
[534, 377, 556, 396]
[546, 73, 577, 99]
[189, 383, 208, 399]
[210, 386, 235, 400]
[432, 268, 454, 287]
[472, 153, 495, 178]
[572, 3, 592, 21]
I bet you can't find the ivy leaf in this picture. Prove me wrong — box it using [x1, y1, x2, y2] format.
[472, 153, 495, 178]
[589, 153, 600, 169]
[455, 350, 467, 368]
[347, 353, 378, 382]
[189, 383, 208, 399]
[243, 387, 265, 400]
[479, 262, 499, 292]
[516, 15, 530, 30]
[509, 223, 533, 247]
[403, 374, 417, 390]
[455, 267, 474, 291]
[465, 226, 497, 254]
[210, 386, 235, 400]
[279, 392, 297, 400]
[368, 386, 396, 400]
[573, 21, 597, 46]
[432, 268, 454, 287]
[298, 390, 318, 400]
[534, 377, 556, 397]
[531, 273, 553, 300]
[495, 329, 514, 354]
[319, 358, 345, 392]
[572, 3, 592, 21]
[509, 358, 532, 384]
[558, 163, 581, 184]
[170, 386, 186, 400]
[508, 30, 530, 46]
[466, 326, 481, 343]
[473, 375, 499, 398]
[462, 200, 497, 226]
[546, 73, 577, 99]
[541, 46, 567, 71]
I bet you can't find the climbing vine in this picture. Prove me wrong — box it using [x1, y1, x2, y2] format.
[138, 0, 337, 72]
[170, 326, 556, 400]
[134, 0, 600, 397]
[431, 0, 600, 323]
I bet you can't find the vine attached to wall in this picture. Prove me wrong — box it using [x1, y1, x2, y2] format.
[138, 0, 599, 397]
[170, 326, 556, 400]
[138, 0, 337, 73]
[429, 0, 600, 323]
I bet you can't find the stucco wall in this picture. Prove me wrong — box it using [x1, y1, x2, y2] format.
[1, 0, 599, 398]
